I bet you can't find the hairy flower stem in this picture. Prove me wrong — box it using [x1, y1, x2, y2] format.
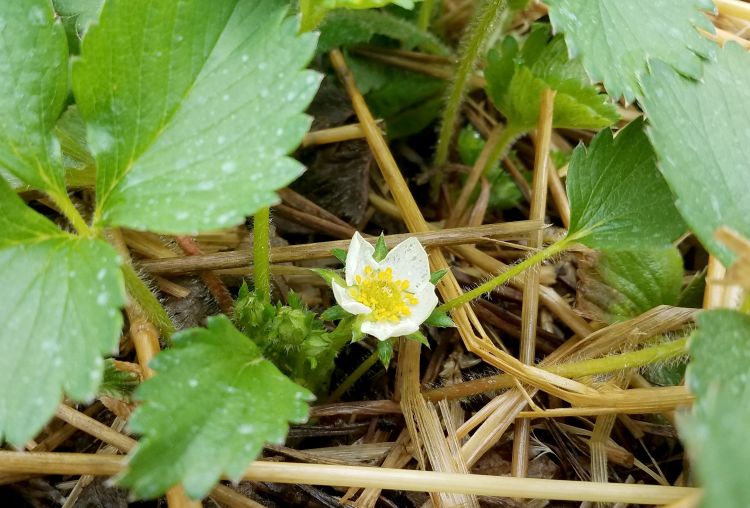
[548, 337, 688, 379]
[424, 337, 688, 401]
[417, 0, 436, 31]
[433, 0, 508, 174]
[253, 206, 271, 303]
[326, 347, 380, 403]
[437, 232, 584, 312]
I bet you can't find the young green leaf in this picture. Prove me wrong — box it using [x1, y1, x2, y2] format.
[545, 0, 716, 102]
[318, 9, 451, 55]
[73, 0, 320, 233]
[99, 359, 140, 401]
[641, 44, 750, 267]
[0, 0, 68, 195]
[566, 118, 685, 249]
[0, 180, 125, 446]
[577, 248, 683, 323]
[118, 315, 314, 499]
[300, 0, 416, 32]
[679, 310, 750, 507]
[485, 28, 618, 132]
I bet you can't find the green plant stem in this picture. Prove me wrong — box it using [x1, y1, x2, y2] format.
[48, 190, 91, 236]
[451, 122, 522, 224]
[253, 206, 271, 302]
[122, 265, 175, 340]
[438, 232, 582, 312]
[326, 348, 380, 403]
[548, 338, 688, 379]
[417, 0, 436, 31]
[433, 0, 508, 170]
[425, 337, 688, 401]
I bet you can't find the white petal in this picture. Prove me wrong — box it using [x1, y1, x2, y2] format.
[345, 231, 377, 285]
[381, 237, 430, 291]
[332, 281, 371, 315]
[361, 319, 419, 341]
[409, 283, 439, 325]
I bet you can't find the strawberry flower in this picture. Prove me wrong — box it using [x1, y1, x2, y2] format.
[331, 232, 438, 341]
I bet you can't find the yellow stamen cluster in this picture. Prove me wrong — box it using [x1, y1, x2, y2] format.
[349, 266, 419, 322]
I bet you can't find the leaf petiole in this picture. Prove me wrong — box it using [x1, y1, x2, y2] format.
[437, 230, 587, 312]
[253, 206, 271, 303]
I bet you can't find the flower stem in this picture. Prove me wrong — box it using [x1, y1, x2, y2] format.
[417, 0, 436, 31]
[547, 338, 688, 379]
[253, 206, 271, 302]
[433, 0, 508, 169]
[48, 190, 91, 236]
[122, 265, 175, 340]
[437, 232, 581, 312]
[326, 348, 380, 403]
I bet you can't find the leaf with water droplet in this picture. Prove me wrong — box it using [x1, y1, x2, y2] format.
[679, 309, 750, 507]
[73, 0, 321, 233]
[0, 0, 68, 194]
[118, 315, 313, 499]
[566, 118, 685, 249]
[544, 0, 716, 102]
[0, 178, 125, 446]
[641, 43, 750, 266]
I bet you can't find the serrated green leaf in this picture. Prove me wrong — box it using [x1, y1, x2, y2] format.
[0, 0, 68, 194]
[424, 309, 455, 328]
[318, 9, 450, 55]
[545, 0, 716, 102]
[377, 338, 394, 368]
[641, 44, 750, 267]
[73, 0, 320, 233]
[485, 29, 618, 132]
[300, 0, 416, 32]
[0, 179, 125, 446]
[577, 248, 683, 323]
[679, 310, 750, 508]
[566, 118, 685, 249]
[119, 315, 313, 499]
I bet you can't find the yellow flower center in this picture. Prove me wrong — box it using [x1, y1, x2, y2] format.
[349, 266, 419, 322]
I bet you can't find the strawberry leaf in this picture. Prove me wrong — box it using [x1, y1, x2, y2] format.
[566, 118, 685, 249]
[485, 26, 618, 132]
[641, 44, 750, 266]
[118, 315, 314, 499]
[545, 0, 716, 102]
[73, 0, 320, 233]
[0, 179, 125, 446]
[680, 310, 750, 508]
[577, 248, 683, 323]
[0, 0, 68, 194]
